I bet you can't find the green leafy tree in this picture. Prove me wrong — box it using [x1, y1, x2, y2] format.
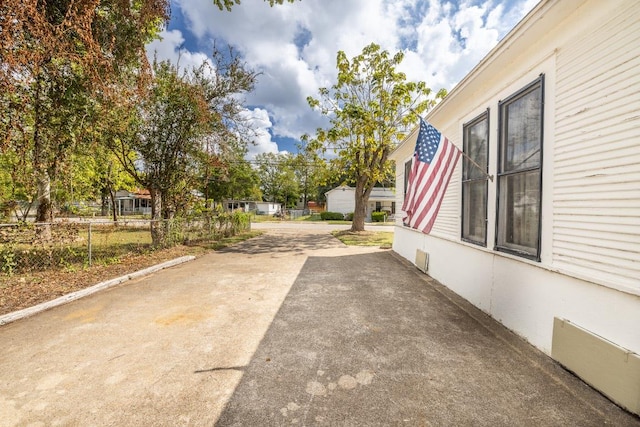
[110, 52, 256, 245]
[79, 90, 141, 222]
[111, 60, 212, 244]
[54, 153, 100, 215]
[73, 146, 136, 221]
[0, 152, 37, 221]
[206, 153, 261, 202]
[255, 152, 284, 203]
[255, 152, 300, 207]
[307, 43, 446, 231]
[0, 1, 168, 230]
[292, 138, 328, 210]
[280, 166, 300, 209]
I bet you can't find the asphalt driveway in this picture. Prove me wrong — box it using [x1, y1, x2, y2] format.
[0, 224, 638, 426]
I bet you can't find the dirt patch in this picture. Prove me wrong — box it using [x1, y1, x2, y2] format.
[0, 245, 202, 316]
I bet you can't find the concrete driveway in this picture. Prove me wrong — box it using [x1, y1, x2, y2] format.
[0, 224, 638, 426]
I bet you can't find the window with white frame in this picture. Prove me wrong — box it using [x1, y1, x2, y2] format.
[462, 111, 489, 246]
[496, 76, 544, 260]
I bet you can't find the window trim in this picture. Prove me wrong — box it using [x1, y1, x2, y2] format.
[494, 75, 544, 261]
[461, 109, 490, 247]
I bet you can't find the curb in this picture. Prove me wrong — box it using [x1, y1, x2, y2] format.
[0, 255, 196, 326]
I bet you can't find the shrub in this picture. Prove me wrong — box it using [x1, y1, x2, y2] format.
[344, 212, 354, 221]
[371, 211, 387, 222]
[320, 211, 345, 220]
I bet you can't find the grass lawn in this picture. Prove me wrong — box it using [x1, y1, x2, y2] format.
[250, 214, 281, 223]
[331, 230, 393, 248]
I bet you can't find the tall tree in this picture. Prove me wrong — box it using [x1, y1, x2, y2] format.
[292, 137, 327, 210]
[308, 43, 446, 231]
[110, 52, 256, 245]
[0, 1, 169, 228]
[206, 152, 261, 203]
[111, 60, 211, 244]
[255, 152, 299, 207]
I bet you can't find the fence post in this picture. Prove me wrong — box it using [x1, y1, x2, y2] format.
[88, 222, 92, 267]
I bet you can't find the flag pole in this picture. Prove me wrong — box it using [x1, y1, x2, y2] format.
[460, 149, 494, 182]
[409, 109, 494, 182]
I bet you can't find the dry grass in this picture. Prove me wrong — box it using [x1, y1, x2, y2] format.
[331, 230, 393, 248]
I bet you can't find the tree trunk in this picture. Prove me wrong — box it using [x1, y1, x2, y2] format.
[351, 180, 368, 232]
[101, 191, 109, 216]
[35, 170, 53, 239]
[109, 189, 118, 223]
[33, 73, 53, 237]
[102, 163, 113, 217]
[149, 187, 164, 246]
[34, 167, 53, 223]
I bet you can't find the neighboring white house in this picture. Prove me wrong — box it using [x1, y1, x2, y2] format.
[225, 200, 281, 215]
[390, 0, 640, 415]
[256, 202, 281, 215]
[325, 186, 396, 220]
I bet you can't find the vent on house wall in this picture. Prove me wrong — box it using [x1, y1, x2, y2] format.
[415, 249, 429, 273]
[552, 317, 640, 416]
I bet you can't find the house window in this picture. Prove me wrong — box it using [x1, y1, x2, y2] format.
[404, 160, 412, 197]
[496, 76, 544, 260]
[462, 111, 489, 246]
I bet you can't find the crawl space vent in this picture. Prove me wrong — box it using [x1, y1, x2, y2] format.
[415, 249, 429, 273]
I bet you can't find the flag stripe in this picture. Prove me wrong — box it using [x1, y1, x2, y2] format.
[410, 139, 452, 221]
[412, 146, 460, 232]
[402, 119, 461, 234]
[409, 142, 457, 228]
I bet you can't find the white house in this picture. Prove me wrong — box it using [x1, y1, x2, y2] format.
[325, 185, 396, 219]
[256, 202, 281, 215]
[390, 0, 640, 415]
[225, 200, 281, 215]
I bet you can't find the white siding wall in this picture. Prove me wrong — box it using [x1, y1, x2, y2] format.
[256, 203, 280, 215]
[327, 187, 396, 216]
[552, 1, 640, 294]
[394, 226, 640, 356]
[391, 0, 640, 360]
[432, 126, 463, 236]
[326, 188, 355, 214]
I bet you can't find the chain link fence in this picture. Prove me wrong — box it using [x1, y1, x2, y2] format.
[0, 213, 251, 277]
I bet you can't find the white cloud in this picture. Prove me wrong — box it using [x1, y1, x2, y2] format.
[145, 29, 214, 73]
[239, 108, 287, 159]
[150, 0, 537, 154]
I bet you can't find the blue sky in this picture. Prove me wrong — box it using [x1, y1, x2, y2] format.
[147, 0, 539, 158]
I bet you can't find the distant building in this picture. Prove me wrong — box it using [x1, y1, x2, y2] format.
[113, 189, 151, 215]
[325, 186, 395, 220]
[225, 200, 281, 215]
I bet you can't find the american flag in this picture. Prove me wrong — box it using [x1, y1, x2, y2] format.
[402, 119, 461, 234]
